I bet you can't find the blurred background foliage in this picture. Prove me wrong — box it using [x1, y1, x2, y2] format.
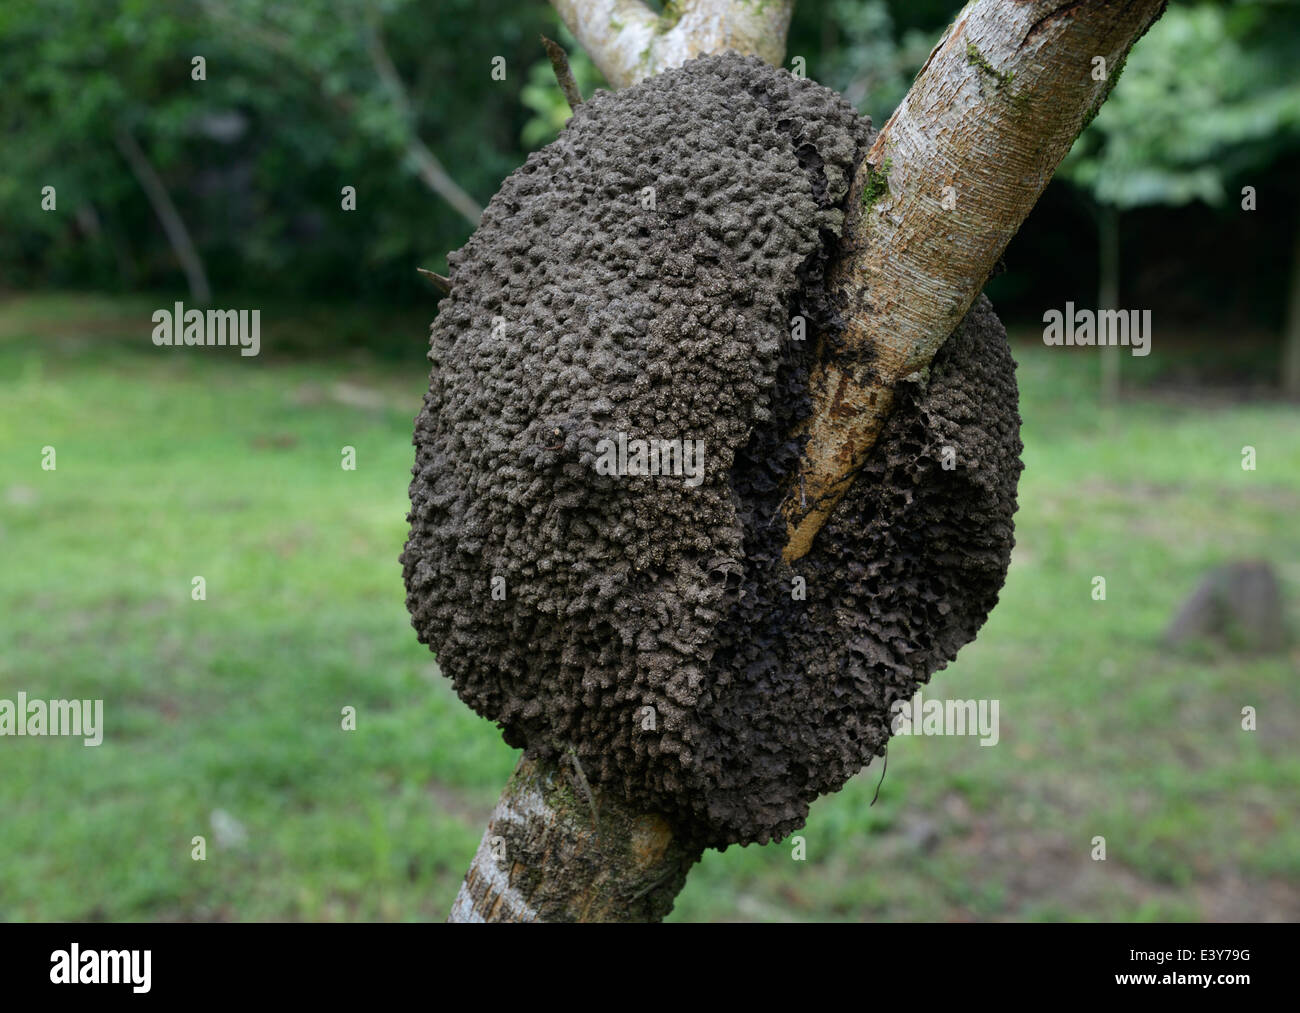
[4, 0, 1300, 385]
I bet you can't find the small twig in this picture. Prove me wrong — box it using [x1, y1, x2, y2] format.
[564, 748, 599, 828]
[541, 35, 584, 110]
[870, 747, 889, 807]
[417, 267, 451, 294]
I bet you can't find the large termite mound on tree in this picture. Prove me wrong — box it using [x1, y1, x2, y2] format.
[403, 53, 1023, 848]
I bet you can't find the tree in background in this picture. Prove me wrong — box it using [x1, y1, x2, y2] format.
[5, 0, 1298, 356]
[0, 0, 225, 300]
[0, 0, 557, 300]
[197, 0, 483, 227]
[1061, 1, 1300, 399]
[817, 0, 933, 126]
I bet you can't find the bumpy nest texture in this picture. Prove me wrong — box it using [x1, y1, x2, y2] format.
[403, 53, 1023, 848]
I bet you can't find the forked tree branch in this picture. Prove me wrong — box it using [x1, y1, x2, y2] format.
[453, 0, 1168, 922]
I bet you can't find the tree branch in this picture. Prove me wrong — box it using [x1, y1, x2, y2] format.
[448, 755, 701, 922]
[549, 0, 794, 89]
[780, 0, 1167, 561]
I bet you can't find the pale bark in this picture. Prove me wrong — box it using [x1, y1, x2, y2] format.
[448, 755, 701, 922]
[550, 0, 794, 89]
[113, 127, 212, 305]
[781, 0, 1167, 562]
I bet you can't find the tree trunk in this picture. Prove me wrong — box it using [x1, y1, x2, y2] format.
[1282, 217, 1300, 397]
[448, 755, 701, 922]
[1099, 202, 1121, 406]
[449, 0, 1168, 922]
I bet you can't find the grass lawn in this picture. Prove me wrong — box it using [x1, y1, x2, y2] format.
[1, 292, 1297, 922]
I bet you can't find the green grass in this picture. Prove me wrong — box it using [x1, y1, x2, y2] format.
[1, 292, 1297, 922]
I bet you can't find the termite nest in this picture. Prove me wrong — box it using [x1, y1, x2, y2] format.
[403, 53, 1023, 848]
